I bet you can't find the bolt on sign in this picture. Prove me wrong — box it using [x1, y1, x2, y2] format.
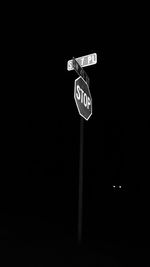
[67, 53, 97, 71]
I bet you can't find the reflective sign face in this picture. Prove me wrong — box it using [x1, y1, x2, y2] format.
[67, 53, 97, 71]
[74, 76, 92, 120]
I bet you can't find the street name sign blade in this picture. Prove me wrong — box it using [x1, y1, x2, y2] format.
[74, 76, 92, 121]
[67, 53, 97, 71]
[72, 57, 90, 87]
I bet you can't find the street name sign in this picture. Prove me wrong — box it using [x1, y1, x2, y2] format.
[67, 53, 97, 71]
[74, 76, 92, 121]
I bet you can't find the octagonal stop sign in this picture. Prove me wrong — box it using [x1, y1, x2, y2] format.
[74, 76, 92, 120]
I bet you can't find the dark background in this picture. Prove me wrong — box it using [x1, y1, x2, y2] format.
[1, 6, 149, 265]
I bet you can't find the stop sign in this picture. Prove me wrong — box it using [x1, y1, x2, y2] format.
[74, 76, 92, 120]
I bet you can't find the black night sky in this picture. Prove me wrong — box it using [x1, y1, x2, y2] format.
[2, 8, 150, 266]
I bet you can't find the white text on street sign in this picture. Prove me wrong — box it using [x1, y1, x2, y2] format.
[67, 53, 97, 71]
[76, 85, 91, 109]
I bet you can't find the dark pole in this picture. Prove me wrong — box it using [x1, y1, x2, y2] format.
[77, 116, 84, 245]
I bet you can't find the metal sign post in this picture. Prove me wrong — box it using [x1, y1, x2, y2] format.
[78, 115, 84, 244]
[67, 53, 97, 245]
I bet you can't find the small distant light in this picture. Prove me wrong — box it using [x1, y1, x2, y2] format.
[119, 185, 121, 188]
[113, 185, 115, 188]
